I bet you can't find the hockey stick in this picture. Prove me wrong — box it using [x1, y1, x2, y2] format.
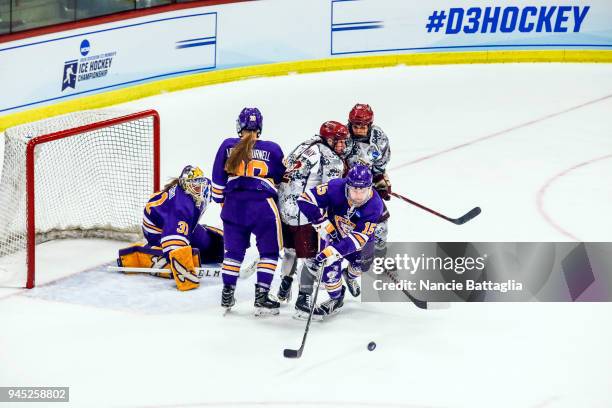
[390, 192, 481, 225]
[108, 257, 258, 280]
[108, 266, 221, 278]
[283, 264, 325, 359]
[383, 268, 428, 310]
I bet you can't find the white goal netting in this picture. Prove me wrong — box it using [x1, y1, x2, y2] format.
[0, 109, 158, 287]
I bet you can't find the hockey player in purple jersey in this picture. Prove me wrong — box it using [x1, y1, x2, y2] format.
[276, 121, 349, 304]
[212, 107, 286, 316]
[118, 165, 224, 291]
[297, 164, 383, 319]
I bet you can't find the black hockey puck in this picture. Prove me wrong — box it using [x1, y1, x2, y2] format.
[367, 341, 376, 351]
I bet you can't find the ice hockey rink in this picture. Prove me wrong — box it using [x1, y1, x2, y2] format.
[1, 62, 612, 407]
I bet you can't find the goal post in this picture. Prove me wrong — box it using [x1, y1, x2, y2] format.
[0, 109, 160, 288]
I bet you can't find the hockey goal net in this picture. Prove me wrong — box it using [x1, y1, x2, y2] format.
[0, 109, 160, 288]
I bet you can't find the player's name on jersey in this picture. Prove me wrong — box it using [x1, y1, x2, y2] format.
[226, 148, 271, 162]
[373, 279, 524, 294]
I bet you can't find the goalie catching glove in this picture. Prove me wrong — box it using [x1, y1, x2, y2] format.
[373, 172, 391, 201]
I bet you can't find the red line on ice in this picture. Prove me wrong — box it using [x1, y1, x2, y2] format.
[389, 93, 612, 171]
[388, 92, 612, 240]
[536, 153, 612, 241]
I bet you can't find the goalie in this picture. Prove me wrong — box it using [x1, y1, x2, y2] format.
[117, 165, 224, 291]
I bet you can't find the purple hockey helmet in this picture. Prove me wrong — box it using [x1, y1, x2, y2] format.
[346, 164, 373, 188]
[236, 107, 263, 134]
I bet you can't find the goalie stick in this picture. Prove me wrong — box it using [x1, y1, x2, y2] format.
[390, 192, 481, 225]
[108, 257, 258, 280]
[108, 265, 220, 278]
[283, 264, 325, 359]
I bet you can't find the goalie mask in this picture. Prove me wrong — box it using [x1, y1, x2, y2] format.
[179, 165, 211, 210]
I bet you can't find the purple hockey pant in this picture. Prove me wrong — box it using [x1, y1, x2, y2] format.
[220, 196, 282, 288]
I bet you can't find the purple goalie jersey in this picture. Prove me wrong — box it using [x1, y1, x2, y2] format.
[142, 184, 204, 255]
[211, 138, 285, 202]
[297, 178, 383, 257]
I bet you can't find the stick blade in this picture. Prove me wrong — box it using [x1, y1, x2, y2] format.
[409, 295, 428, 310]
[402, 287, 428, 309]
[454, 207, 482, 225]
[283, 348, 301, 359]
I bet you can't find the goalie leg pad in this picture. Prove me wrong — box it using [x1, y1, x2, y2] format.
[191, 247, 202, 268]
[157, 248, 201, 279]
[170, 246, 200, 291]
[118, 244, 169, 275]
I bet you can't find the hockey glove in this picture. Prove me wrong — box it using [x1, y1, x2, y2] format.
[313, 246, 342, 269]
[373, 173, 392, 201]
[313, 218, 339, 243]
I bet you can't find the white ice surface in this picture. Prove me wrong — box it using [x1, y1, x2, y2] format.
[1, 63, 612, 407]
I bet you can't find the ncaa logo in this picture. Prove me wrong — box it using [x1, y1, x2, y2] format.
[80, 39, 90, 56]
[61, 60, 78, 91]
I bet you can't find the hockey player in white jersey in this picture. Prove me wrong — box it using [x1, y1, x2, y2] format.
[343, 103, 392, 296]
[276, 121, 349, 313]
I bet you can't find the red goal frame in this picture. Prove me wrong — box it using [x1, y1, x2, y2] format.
[23, 109, 160, 288]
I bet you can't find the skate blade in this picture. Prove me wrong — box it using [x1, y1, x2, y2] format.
[222, 307, 232, 316]
[254, 307, 280, 317]
[292, 310, 308, 321]
[292, 310, 323, 321]
[277, 293, 292, 303]
[318, 308, 342, 320]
